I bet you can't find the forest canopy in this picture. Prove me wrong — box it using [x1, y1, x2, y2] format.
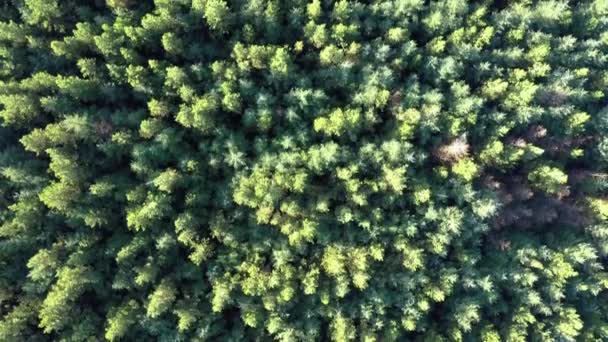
[1, 0, 608, 341]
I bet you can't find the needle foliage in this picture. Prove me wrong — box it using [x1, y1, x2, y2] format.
[1, 0, 608, 341]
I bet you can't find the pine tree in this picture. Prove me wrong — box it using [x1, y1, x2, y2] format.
[0, 0, 607, 340]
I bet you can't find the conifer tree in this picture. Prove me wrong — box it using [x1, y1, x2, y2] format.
[0, 0, 607, 341]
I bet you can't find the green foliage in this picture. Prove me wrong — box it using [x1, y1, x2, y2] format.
[39, 267, 97, 333]
[105, 300, 139, 341]
[202, 0, 230, 32]
[0, 1, 607, 341]
[146, 279, 176, 319]
[528, 165, 568, 195]
[0, 94, 39, 126]
[314, 108, 362, 137]
[452, 158, 479, 182]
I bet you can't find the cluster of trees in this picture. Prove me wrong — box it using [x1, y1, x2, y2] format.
[0, 0, 607, 340]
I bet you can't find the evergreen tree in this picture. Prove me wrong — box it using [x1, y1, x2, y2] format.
[0, 0, 607, 340]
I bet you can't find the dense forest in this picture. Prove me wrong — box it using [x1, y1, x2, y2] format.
[1, 0, 607, 340]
